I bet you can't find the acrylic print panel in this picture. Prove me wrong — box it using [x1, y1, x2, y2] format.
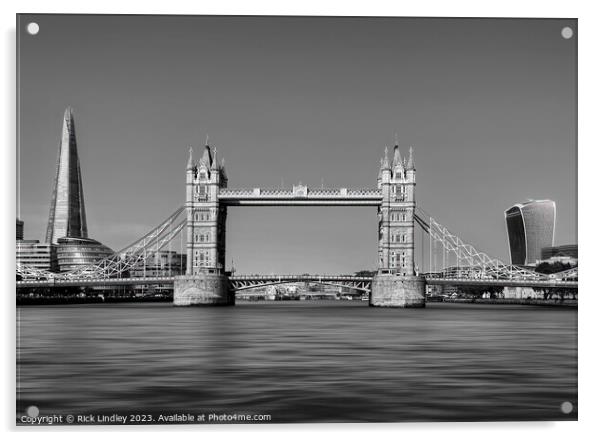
[16, 15, 577, 425]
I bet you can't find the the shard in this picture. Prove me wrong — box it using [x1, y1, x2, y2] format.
[45, 107, 88, 244]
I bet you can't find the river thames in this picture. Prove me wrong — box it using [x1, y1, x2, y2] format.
[16, 301, 577, 424]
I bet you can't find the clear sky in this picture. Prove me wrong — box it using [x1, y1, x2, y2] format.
[17, 15, 577, 274]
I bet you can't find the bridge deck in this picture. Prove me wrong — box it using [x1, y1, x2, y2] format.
[16, 274, 577, 289]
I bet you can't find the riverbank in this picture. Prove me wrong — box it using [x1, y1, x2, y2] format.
[438, 297, 577, 307]
[17, 296, 577, 307]
[16, 296, 171, 306]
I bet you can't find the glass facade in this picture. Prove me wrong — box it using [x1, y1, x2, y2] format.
[56, 237, 114, 272]
[505, 200, 556, 266]
[505, 206, 527, 265]
[16, 218, 24, 240]
[46, 108, 88, 244]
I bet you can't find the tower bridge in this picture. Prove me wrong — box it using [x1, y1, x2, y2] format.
[174, 141, 421, 306]
[16, 138, 578, 306]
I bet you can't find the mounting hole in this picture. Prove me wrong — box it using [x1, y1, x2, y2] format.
[26, 22, 40, 35]
[560, 401, 573, 414]
[26, 405, 39, 417]
[561, 27, 573, 39]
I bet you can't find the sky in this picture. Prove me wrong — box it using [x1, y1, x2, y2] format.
[17, 15, 577, 274]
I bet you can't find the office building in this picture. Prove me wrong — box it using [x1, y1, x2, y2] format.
[505, 200, 556, 265]
[16, 218, 24, 241]
[16, 240, 58, 272]
[540, 244, 578, 266]
[43, 107, 114, 272]
[45, 107, 88, 244]
[129, 251, 187, 278]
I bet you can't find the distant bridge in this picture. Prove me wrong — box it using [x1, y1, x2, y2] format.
[229, 274, 372, 292]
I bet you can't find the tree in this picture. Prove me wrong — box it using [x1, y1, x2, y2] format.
[354, 270, 377, 277]
[458, 285, 504, 298]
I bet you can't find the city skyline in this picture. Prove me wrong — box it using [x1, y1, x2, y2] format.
[17, 15, 577, 274]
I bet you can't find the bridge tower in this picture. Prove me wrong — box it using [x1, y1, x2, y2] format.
[372, 142, 425, 307]
[174, 142, 232, 306]
[185, 143, 228, 274]
[378, 144, 416, 275]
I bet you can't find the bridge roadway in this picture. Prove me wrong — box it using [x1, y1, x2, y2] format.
[16, 274, 577, 289]
[217, 188, 382, 206]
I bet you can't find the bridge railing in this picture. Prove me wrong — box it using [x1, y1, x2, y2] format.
[219, 188, 256, 196]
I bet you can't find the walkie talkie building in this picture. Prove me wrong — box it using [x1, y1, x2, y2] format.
[505, 200, 556, 266]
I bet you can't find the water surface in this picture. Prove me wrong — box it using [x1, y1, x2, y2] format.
[17, 302, 577, 423]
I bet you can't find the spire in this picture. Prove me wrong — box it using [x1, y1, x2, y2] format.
[45, 106, 88, 244]
[407, 146, 415, 169]
[64, 106, 75, 129]
[211, 145, 219, 170]
[394, 132, 399, 147]
[200, 142, 212, 169]
[221, 157, 228, 180]
[382, 146, 390, 169]
[187, 146, 194, 170]
[393, 144, 402, 166]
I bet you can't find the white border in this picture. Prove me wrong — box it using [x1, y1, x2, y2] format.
[2, 1, 600, 439]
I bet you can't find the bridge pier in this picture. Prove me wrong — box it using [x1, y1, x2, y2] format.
[173, 272, 234, 306]
[370, 273, 426, 308]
